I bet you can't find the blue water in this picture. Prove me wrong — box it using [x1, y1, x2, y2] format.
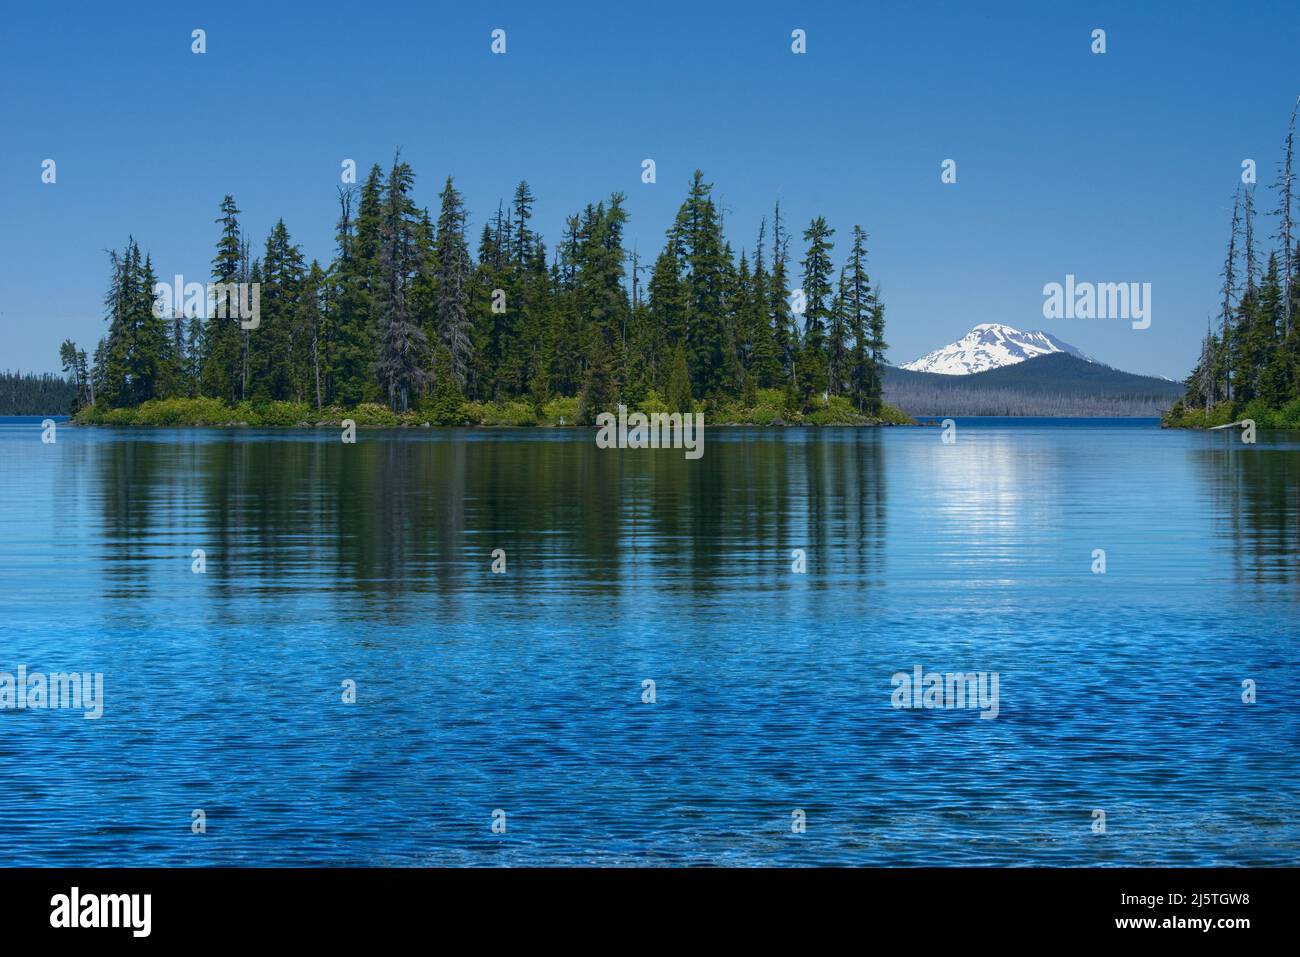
[0, 419, 1297, 866]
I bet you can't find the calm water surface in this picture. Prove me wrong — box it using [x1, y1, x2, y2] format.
[1, 418, 1297, 866]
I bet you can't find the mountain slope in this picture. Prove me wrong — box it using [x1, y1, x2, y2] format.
[884, 352, 1184, 417]
[901, 323, 1092, 375]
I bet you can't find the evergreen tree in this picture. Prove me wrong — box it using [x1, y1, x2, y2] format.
[748, 219, 781, 388]
[248, 219, 305, 400]
[674, 171, 729, 398]
[797, 216, 835, 398]
[326, 183, 377, 406]
[769, 202, 795, 387]
[201, 196, 245, 402]
[433, 176, 475, 391]
[828, 267, 849, 395]
[374, 154, 431, 412]
[843, 226, 882, 411]
[511, 180, 535, 266]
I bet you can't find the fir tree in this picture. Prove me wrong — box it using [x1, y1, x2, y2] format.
[201, 196, 245, 402]
[374, 153, 431, 412]
[433, 177, 474, 391]
[797, 216, 835, 398]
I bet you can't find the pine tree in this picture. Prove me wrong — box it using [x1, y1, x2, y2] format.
[374, 154, 431, 412]
[59, 339, 88, 412]
[1218, 192, 1241, 401]
[327, 184, 377, 406]
[797, 216, 835, 399]
[769, 202, 795, 387]
[301, 261, 326, 411]
[748, 218, 781, 388]
[827, 266, 849, 396]
[843, 226, 874, 410]
[665, 171, 729, 397]
[511, 181, 535, 266]
[867, 294, 888, 413]
[201, 196, 245, 402]
[433, 176, 474, 391]
[248, 219, 305, 400]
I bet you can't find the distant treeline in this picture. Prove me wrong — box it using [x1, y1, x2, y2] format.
[0, 371, 76, 415]
[884, 353, 1183, 417]
[1173, 98, 1300, 429]
[63, 156, 892, 424]
[885, 386, 1172, 417]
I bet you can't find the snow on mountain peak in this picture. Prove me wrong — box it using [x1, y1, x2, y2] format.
[901, 323, 1092, 375]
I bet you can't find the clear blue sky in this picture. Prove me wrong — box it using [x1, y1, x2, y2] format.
[3, 0, 1298, 378]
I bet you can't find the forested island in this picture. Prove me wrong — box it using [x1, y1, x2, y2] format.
[1167, 99, 1300, 430]
[50, 157, 910, 428]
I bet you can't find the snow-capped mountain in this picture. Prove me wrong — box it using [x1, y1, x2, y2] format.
[901, 323, 1093, 375]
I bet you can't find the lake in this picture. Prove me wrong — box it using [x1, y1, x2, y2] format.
[1, 418, 1297, 865]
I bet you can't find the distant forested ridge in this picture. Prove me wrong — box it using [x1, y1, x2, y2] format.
[64, 158, 897, 425]
[1171, 97, 1300, 429]
[886, 353, 1183, 416]
[0, 371, 77, 415]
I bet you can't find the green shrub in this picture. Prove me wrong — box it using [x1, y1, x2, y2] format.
[542, 396, 579, 425]
[423, 389, 467, 425]
[252, 400, 312, 426]
[1238, 398, 1278, 430]
[1275, 397, 1300, 429]
[478, 400, 538, 426]
[101, 406, 138, 426]
[230, 401, 263, 425]
[876, 402, 915, 425]
[806, 395, 867, 426]
[83, 397, 249, 426]
[347, 402, 400, 426]
[1163, 399, 1239, 429]
[750, 388, 788, 424]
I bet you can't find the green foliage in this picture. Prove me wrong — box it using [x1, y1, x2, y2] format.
[346, 402, 400, 426]
[250, 400, 311, 426]
[1162, 396, 1300, 430]
[423, 345, 466, 424]
[636, 389, 669, 416]
[542, 396, 579, 424]
[709, 389, 911, 426]
[78, 397, 244, 426]
[804, 394, 865, 425]
[875, 402, 916, 425]
[474, 400, 539, 426]
[577, 337, 618, 424]
[713, 388, 786, 425]
[667, 342, 692, 413]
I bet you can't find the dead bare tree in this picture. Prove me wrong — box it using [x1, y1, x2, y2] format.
[1243, 185, 1257, 297]
[1274, 96, 1298, 336]
[1219, 191, 1240, 400]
